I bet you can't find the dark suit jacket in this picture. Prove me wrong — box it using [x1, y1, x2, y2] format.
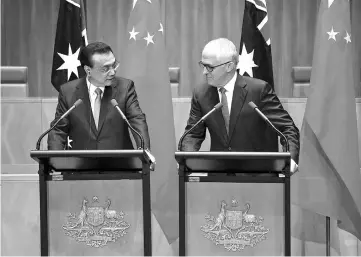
[180, 74, 300, 163]
[47, 76, 150, 150]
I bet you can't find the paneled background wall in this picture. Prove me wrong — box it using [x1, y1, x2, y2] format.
[1, 0, 361, 97]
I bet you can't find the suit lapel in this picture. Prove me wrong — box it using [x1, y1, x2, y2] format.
[207, 86, 229, 143]
[228, 75, 248, 141]
[97, 85, 113, 134]
[75, 79, 97, 137]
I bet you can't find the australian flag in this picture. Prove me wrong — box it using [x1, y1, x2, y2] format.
[238, 0, 274, 89]
[51, 0, 88, 92]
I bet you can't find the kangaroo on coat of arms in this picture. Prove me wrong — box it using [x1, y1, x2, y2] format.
[63, 196, 130, 248]
[200, 199, 269, 251]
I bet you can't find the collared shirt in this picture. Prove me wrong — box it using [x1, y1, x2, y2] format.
[86, 77, 105, 115]
[218, 72, 237, 113]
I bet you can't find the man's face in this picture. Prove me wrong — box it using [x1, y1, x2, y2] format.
[88, 51, 118, 87]
[200, 53, 231, 88]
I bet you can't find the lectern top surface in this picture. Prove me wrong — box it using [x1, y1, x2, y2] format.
[175, 151, 291, 173]
[30, 150, 145, 172]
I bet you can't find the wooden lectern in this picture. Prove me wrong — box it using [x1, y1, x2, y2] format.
[30, 150, 152, 256]
[175, 151, 291, 256]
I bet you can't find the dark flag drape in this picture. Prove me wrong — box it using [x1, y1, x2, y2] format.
[239, 0, 278, 153]
[51, 0, 88, 92]
[238, 0, 274, 89]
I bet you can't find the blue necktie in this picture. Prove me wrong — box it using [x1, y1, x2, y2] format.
[219, 87, 230, 134]
[93, 88, 102, 130]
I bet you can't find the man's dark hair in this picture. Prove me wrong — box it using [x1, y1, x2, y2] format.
[79, 42, 113, 68]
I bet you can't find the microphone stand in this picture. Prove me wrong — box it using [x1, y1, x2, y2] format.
[178, 102, 223, 151]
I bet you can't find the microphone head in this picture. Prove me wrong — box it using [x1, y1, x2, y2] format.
[110, 99, 119, 107]
[74, 99, 83, 107]
[214, 102, 223, 110]
[248, 101, 257, 109]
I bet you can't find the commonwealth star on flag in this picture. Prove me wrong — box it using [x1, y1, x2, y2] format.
[51, 0, 88, 92]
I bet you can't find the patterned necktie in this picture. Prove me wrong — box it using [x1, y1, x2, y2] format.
[93, 88, 102, 130]
[219, 87, 230, 134]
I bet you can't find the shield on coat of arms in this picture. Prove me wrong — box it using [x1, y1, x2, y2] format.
[86, 207, 105, 227]
[225, 210, 243, 230]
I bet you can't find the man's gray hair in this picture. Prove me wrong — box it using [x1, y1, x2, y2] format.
[202, 38, 239, 64]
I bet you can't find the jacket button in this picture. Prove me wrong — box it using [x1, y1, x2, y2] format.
[228, 147, 232, 151]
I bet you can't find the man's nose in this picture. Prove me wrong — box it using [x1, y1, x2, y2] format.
[109, 69, 116, 76]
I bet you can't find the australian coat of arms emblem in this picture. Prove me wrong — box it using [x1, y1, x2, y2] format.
[200, 199, 269, 251]
[62, 196, 130, 247]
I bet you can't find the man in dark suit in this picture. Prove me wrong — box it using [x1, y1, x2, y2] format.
[180, 38, 299, 169]
[48, 42, 150, 151]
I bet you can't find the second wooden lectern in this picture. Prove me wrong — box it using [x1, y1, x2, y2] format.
[30, 149, 152, 256]
[175, 151, 291, 256]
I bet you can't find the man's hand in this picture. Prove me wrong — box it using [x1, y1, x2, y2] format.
[150, 162, 155, 171]
[144, 149, 156, 171]
[291, 159, 299, 173]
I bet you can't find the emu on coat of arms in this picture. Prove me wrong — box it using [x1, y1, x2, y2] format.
[62, 196, 130, 248]
[200, 199, 269, 251]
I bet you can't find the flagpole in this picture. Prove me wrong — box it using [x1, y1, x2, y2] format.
[326, 216, 330, 256]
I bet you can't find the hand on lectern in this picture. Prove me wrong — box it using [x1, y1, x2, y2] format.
[143, 149, 156, 171]
[150, 162, 155, 171]
[291, 159, 299, 173]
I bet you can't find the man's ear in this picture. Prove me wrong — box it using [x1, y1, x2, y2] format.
[84, 65, 91, 75]
[227, 62, 236, 73]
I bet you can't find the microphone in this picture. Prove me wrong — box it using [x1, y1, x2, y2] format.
[110, 99, 144, 150]
[36, 99, 83, 150]
[248, 101, 289, 152]
[178, 102, 223, 151]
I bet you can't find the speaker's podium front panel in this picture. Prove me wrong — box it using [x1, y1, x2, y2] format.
[47, 179, 144, 255]
[30, 150, 151, 256]
[185, 180, 284, 256]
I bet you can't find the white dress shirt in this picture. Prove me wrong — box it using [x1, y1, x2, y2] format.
[86, 77, 105, 115]
[218, 72, 237, 113]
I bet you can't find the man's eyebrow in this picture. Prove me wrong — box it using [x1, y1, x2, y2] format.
[102, 60, 116, 68]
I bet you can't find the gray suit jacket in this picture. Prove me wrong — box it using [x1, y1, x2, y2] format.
[48, 76, 150, 150]
[180, 74, 300, 163]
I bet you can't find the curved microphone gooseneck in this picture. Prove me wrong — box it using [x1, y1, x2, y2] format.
[178, 102, 223, 151]
[36, 99, 83, 150]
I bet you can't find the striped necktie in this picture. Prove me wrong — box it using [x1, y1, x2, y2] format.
[219, 87, 230, 134]
[93, 87, 102, 130]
